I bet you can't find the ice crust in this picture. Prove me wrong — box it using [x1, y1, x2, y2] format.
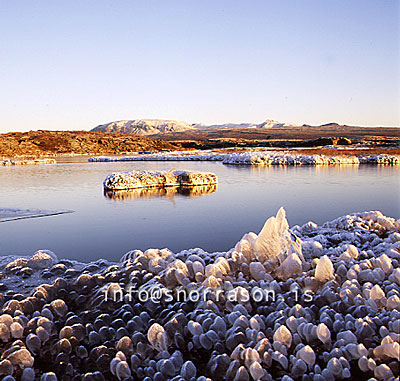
[1, 159, 56, 166]
[0, 208, 73, 223]
[89, 150, 400, 166]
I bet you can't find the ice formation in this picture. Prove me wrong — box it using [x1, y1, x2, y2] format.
[0, 208, 73, 223]
[314, 256, 334, 283]
[103, 170, 218, 191]
[89, 150, 400, 166]
[0, 208, 399, 379]
[1, 159, 56, 166]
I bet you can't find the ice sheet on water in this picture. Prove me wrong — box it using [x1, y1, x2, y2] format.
[0, 208, 73, 223]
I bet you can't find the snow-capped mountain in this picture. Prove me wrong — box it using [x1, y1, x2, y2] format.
[257, 120, 294, 129]
[91, 118, 294, 136]
[91, 119, 194, 136]
[193, 122, 259, 129]
[193, 120, 293, 129]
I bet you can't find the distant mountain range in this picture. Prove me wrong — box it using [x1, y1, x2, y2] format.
[194, 120, 294, 130]
[91, 119, 195, 136]
[91, 119, 294, 136]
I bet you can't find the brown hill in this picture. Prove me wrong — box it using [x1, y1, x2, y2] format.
[152, 125, 400, 141]
[0, 130, 178, 159]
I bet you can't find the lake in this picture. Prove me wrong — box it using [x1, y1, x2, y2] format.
[1, 157, 399, 262]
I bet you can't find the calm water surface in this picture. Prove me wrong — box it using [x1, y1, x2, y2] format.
[1, 158, 399, 262]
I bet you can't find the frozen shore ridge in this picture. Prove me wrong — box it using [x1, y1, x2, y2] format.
[1, 159, 56, 166]
[0, 209, 399, 380]
[89, 151, 400, 166]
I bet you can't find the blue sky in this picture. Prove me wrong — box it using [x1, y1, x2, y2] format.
[0, 0, 399, 132]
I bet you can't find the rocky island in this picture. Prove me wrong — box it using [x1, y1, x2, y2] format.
[103, 170, 218, 191]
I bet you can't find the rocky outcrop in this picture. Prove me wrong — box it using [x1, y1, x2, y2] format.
[0, 131, 178, 158]
[300, 137, 352, 147]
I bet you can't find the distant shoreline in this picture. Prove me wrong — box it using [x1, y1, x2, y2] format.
[0, 128, 399, 160]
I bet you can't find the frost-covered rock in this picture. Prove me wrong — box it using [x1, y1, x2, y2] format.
[0, 207, 399, 379]
[7, 349, 34, 369]
[302, 240, 324, 258]
[314, 256, 334, 282]
[249, 262, 267, 281]
[27, 250, 58, 269]
[316, 323, 331, 345]
[373, 342, 400, 361]
[296, 345, 316, 366]
[147, 323, 170, 351]
[278, 253, 303, 280]
[273, 325, 292, 348]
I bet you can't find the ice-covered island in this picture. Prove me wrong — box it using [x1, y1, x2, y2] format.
[0, 208, 399, 380]
[103, 170, 218, 191]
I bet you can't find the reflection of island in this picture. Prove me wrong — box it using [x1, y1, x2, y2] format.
[177, 184, 218, 197]
[104, 184, 218, 200]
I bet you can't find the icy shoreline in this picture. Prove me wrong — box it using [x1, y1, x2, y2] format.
[0, 209, 399, 380]
[1, 158, 56, 166]
[89, 150, 400, 166]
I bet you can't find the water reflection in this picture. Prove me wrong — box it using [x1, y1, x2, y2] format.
[104, 184, 218, 201]
[1, 159, 398, 262]
[177, 184, 218, 197]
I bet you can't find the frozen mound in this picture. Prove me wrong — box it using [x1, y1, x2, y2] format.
[3, 250, 58, 273]
[89, 151, 400, 166]
[1, 158, 56, 166]
[0, 209, 399, 380]
[103, 170, 218, 191]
